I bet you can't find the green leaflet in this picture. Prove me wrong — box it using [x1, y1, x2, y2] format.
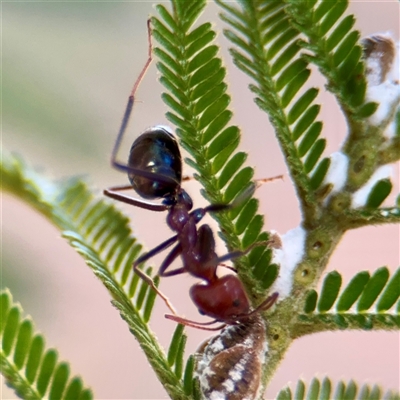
[325, 15, 356, 52]
[167, 324, 185, 367]
[317, 271, 342, 312]
[357, 268, 390, 312]
[277, 377, 400, 400]
[318, 2, 348, 38]
[183, 355, 195, 396]
[298, 122, 323, 157]
[304, 290, 318, 313]
[336, 271, 370, 311]
[26, 336, 45, 385]
[304, 138, 326, 173]
[49, 363, 69, 400]
[287, 88, 319, 125]
[235, 198, 258, 235]
[37, 350, 58, 396]
[13, 320, 33, 370]
[366, 179, 393, 208]
[218, 152, 247, 189]
[377, 269, 400, 312]
[310, 157, 330, 190]
[292, 104, 321, 140]
[0, 289, 93, 400]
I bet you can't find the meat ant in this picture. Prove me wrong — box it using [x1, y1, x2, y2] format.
[104, 20, 279, 330]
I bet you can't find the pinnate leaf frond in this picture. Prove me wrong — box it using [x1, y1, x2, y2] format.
[277, 377, 400, 400]
[216, 0, 329, 221]
[1, 289, 93, 400]
[284, 0, 375, 120]
[297, 267, 400, 333]
[1, 152, 193, 400]
[153, 0, 278, 298]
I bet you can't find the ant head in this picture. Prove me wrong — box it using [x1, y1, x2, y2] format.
[128, 126, 182, 200]
[190, 275, 251, 323]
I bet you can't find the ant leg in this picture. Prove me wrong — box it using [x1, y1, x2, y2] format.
[203, 175, 284, 214]
[187, 184, 258, 228]
[132, 236, 185, 315]
[134, 234, 179, 267]
[132, 234, 181, 315]
[133, 266, 178, 315]
[108, 20, 178, 187]
[218, 263, 237, 273]
[215, 240, 271, 265]
[165, 314, 226, 331]
[111, 19, 155, 174]
[158, 243, 188, 277]
[187, 176, 285, 226]
[104, 185, 168, 212]
[204, 183, 257, 214]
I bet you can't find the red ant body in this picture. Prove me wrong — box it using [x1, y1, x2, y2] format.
[104, 20, 278, 329]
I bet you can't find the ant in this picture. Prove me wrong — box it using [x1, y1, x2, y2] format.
[104, 20, 279, 330]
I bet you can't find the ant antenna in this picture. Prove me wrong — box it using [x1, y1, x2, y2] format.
[165, 314, 226, 331]
[165, 292, 279, 330]
[129, 19, 153, 100]
[111, 19, 154, 169]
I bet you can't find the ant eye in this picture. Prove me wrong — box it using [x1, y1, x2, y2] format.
[198, 309, 205, 316]
[232, 299, 241, 308]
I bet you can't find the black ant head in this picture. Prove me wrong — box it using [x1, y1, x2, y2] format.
[128, 126, 182, 200]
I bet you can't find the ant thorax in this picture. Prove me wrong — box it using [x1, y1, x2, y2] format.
[166, 190, 194, 233]
[195, 314, 267, 400]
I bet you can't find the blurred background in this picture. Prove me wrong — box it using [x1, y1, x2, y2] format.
[2, 1, 399, 399]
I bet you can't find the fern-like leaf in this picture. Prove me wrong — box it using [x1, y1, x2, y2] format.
[296, 267, 400, 334]
[1, 152, 191, 400]
[153, 0, 278, 299]
[284, 0, 373, 121]
[1, 289, 93, 400]
[216, 0, 329, 222]
[277, 377, 400, 400]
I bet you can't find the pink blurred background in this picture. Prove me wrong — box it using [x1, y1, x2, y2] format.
[2, 1, 399, 399]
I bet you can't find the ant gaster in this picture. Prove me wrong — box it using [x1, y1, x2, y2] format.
[104, 20, 279, 330]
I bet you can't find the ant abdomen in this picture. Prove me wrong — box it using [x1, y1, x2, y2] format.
[128, 127, 182, 199]
[190, 275, 250, 322]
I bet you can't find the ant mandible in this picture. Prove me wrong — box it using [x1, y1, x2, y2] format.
[104, 20, 279, 330]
